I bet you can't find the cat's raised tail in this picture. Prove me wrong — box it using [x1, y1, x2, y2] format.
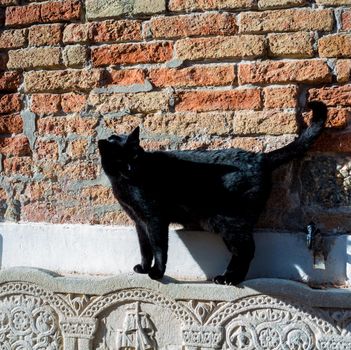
[265, 101, 327, 169]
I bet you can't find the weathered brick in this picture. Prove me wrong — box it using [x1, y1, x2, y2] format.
[5, 4, 40, 26]
[0, 113, 23, 133]
[268, 32, 314, 58]
[90, 91, 170, 114]
[35, 139, 59, 160]
[150, 13, 237, 39]
[3, 156, 32, 176]
[37, 114, 98, 136]
[264, 85, 298, 109]
[169, 0, 255, 11]
[107, 69, 145, 86]
[0, 135, 30, 156]
[0, 29, 26, 49]
[234, 110, 297, 135]
[40, 0, 81, 23]
[0, 0, 18, 6]
[240, 9, 333, 33]
[21, 201, 57, 224]
[31, 94, 61, 115]
[24, 69, 103, 92]
[61, 92, 86, 112]
[104, 115, 142, 134]
[316, 0, 351, 5]
[92, 42, 173, 66]
[258, 0, 306, 9]
[8, 47, 61, 70]
[175, 89, 262, 112]
[0, 93, 21, 114]
[144, 112, 235, 137]
[98, 210, 132, 225]
[309, 85, 351, 107]
[67, 139, 88, 159]
[0, 71, 21, 91]
[149, 65, 235, 88]
[62, 45, 87, 67]
[229, 137, 265, 152]
[81, 185, 115, 205]
[319, 34, 351, 58]
[28, 24, 62, 47]
[336, 59, 351, 83]
[304, 108, 349, 129]
[239, 60, 331, 85]
[63, 23, 89, 43]
[90, 20, 142, 43]
[58, 161, 98, 180]
[312, 132, 351, 153]
[176, 35, 265, 61]
[342, 10, 351, 32]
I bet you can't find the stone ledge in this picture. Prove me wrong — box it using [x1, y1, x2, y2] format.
[0, 267, 351, 349]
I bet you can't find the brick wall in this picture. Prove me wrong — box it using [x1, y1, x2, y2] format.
[0, 0, 350, 233]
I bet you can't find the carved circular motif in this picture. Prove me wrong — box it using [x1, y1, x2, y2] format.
[10, 308, 32, 336]
[33, 307, 56, 336]
[258, 327, 281, 349]
[285, 328, 313, 350]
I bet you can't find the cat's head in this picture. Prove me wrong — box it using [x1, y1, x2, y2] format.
[98, 126, 142, 178]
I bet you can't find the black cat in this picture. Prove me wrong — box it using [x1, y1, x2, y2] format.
[98, 102, 327, 285]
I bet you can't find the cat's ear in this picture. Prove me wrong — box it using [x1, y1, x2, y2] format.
[126, 126, 140, 148]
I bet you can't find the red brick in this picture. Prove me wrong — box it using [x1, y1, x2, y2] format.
[0, 71, 21, 91]
[239, 60, 331, 85]
[176, 35, 265, 61]
[35, 139, 59, 160]
[326, 108, 350, 129]
[0, 29, 26, 49]
[175, 88, 261, 112]
[319, 34, 351, 58]
[61, 92, 86, 113]
[28, 24, 62, 46]
[309, 85, 351, 107]
[107, 69, 145, 86]
[3, 156, 32, 176]
[0, 113, 23, 133]
[89, 20, 142, 43]
[169, 0, 255, 11]
[264, 85, 298, 108]
[31, 94, 61, 115]
[150, 13, 237, 39]
[40, 0, 81, 23]
[0, 135, 30, 156]
[92, 42, 173, 66]
[240, 9, 333, 33]
[37, 116, 65, 135]
[5, 4, 40, 26]
[0, 93, 21, 114]
[24, 69, 103, 92]
[342, 10, 351, 32]
[312, 132, 351, 153]
[149, 65, 235, 88]
[63, 23, 89, 43]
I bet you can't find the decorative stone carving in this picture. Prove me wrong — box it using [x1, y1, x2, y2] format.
[0, 268, 351, 349]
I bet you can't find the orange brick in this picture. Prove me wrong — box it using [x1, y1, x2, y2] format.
[264, 85, 298, 108]
[28, 24, 62, 46]
[5, 4, 40, 26]
[258, 0, 306, 9]
[309, 85, 351, 107]
[37, 116, 65, 135]
[0, 29, 27, 49]
[175, 88, 262, 112]
[81, 185, 115, 205]
[319, 34, 351, 58]
[342, 10, 351, 32]
[67, 139, 88, 159]
[107, 69, 145, 85]
[336, 59, 351, 83]
[41, 0, 81, 23]
[149, 65, 235, 88]
[61, 92, 86, 113]
[240, 9, 333, 33]
[150, 13, 237, 39]
[92, 42, 173, 66]
[169, 0, 256, 11]
[31, 94, 61, 115]
[0, 71, 21, 91]
[89, 20, 142, 43]
[239, 60, 331, 85]
[0, 93, 21, 114]
[0, 113, 23, 134]
[3, 156, 32, 176]
[35, 139, 59, 160]
[0, 135, 30, 156]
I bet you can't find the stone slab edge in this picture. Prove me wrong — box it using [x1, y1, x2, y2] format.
[1, 267, 350, 308]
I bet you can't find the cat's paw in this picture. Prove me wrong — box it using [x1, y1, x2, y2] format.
[148, 267, 164, 280]
[133, 264, 150, 274]
[213, 274, 244, 286]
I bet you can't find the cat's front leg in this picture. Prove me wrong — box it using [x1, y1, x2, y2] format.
[134, 223, 153, 274]
[146, 220, 169, 280]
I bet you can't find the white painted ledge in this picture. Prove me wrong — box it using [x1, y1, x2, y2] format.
[0, 222, 350, 285]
